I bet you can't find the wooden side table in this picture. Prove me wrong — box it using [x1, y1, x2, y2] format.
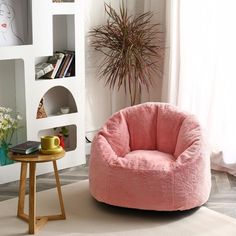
[9, 150, 66, 234]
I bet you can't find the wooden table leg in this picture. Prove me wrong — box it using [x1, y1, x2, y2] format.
[17, 163, 27, 219]
[12, 152, 66, 234]
[16, 160, 65, 234]
[29, 162, 36, 234]
[53, 160, 66, 219]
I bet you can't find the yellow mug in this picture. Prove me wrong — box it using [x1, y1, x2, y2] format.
[41, 135, 60, 150]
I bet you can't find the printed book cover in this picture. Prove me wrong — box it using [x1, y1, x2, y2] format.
[10, 141, 41, 155]
[35, 62, 54, 79]
[46, 52, 65, 79]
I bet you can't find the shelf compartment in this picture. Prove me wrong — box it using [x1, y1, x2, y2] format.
[38, 124, 77, 152]
[0, 59, 27, 145]
[35, 50, 75, 80]
[53, 14, 75, 52]
[36, 85, 77, 119]
[33, 14, 76, 80]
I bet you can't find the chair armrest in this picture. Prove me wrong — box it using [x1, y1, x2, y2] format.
[90, 134, 118, 165]
[99, 111, 130, 157]
[174, 115, 204, 158]
[176, 139, 210, 165]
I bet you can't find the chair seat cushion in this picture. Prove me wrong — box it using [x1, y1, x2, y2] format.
[123, 150, 175, 171]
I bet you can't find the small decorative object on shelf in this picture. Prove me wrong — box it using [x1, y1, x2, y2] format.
[60, 106, 70, 114]
[0, 106, 22, 166]
[54, 126, 69, 149]
[36, 98, 47, 119]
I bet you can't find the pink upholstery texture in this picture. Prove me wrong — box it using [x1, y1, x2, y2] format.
[89, 103, 211, 211]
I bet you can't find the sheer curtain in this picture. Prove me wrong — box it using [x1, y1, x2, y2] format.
[164, 0, 236, 175]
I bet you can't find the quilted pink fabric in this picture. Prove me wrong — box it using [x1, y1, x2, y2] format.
[89, 102, 211, 211]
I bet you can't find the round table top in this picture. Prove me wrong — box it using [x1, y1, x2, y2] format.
[9, 150, 65, 163]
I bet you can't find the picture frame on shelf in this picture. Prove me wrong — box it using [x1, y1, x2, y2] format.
[0, 0, 30, 47]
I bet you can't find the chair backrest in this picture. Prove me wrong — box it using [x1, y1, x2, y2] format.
[123, 103, 188, 154]
[155, 103, 188, 154]
[123, 103, 157, 151]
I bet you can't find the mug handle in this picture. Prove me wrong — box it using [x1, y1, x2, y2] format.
[54, 136, 60, 146]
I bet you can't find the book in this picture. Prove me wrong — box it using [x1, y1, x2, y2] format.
[45, 52, 65, 79]
[55, 50, 75, 78]
[55, 52, 70, 78]
[63, 51, 75, 77]
[65, 55, 75, 77]
[35, 62, 54, 79]
[57, 53, 72, 78]
[10, 141, 41, 155]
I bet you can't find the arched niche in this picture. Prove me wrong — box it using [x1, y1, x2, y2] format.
[36, 85, 77, 118]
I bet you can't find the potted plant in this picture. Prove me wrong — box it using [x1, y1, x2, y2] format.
[89, 1, 163, 105]
[0, 106, 22, 165]
[54, 126, 69, 149]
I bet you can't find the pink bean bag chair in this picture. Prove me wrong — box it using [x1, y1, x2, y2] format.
[89, 102, 211, 211]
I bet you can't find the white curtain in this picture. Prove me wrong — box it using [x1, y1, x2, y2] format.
[164, 0, 236, 175]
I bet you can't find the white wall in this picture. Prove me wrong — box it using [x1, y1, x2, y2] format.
[0, 60, 16, 110]
[142, 0, 166, 103]
[85, 0, 166, 140]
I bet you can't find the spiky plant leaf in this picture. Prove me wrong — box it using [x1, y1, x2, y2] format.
[90, 1, 163, 105]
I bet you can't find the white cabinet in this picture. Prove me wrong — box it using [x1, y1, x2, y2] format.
[0, 0, 85, 184]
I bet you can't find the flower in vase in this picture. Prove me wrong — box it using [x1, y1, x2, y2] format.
[0, 106, 22, 165]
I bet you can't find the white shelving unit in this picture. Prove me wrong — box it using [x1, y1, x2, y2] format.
[0, 0, 85, 184]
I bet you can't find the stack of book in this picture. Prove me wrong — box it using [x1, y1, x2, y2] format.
[35, 50, 75, 79]
[10, 141, 41, 155]
[35, 62, 54, 79]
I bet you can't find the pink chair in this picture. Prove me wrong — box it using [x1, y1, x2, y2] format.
[89, 103, 211, 211]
